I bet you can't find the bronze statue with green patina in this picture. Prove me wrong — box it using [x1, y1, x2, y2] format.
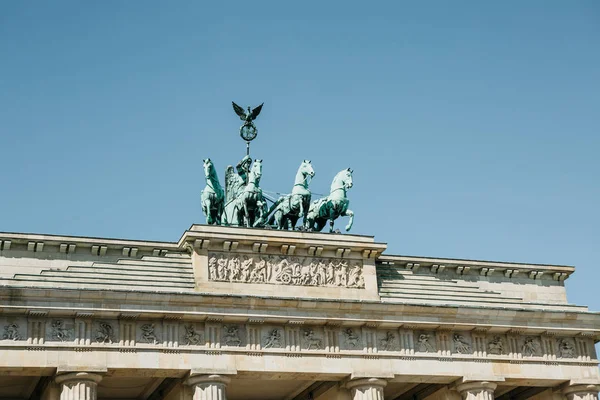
[268, 160, 315, 230]
[201, 158, 224, 225]
[222, 155, 267, 228]
[304, 168, 354, 232]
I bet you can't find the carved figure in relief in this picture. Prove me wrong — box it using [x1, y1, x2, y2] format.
[380, 331, 396, 351]
[250, 259, 267, 283]
[326, 262, 335, 285]
[208, 257, 217, 280]
[334, 262, 348, 286]
[3, 323, 20, 341]
[348, 265, 362, 287]
[418, 334, 435, 352]
[228, 257, 241, 281]
[304, 329, 323, 350]
[141, 324, 159, 344]
[343, 328, 360, 348]
[264, 329, 282, 349]
[184, 325, 202, 345]
[487, 336, 504, 355]
[217, 257, 228, 281]
[207, 253, 365, 289]
[522, 337, 540, 357]
[96, 322, 114, 344]
[224, 326, 242, 346]
[240, 257, 253, 282]
[51, 320, 71, 342]
[317, 261, 327, 285]
[309, 262, 319, 286]
[558, 338, 576, 358]
[453, 334, 471, 354]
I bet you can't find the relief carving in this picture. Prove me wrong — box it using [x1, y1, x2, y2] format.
[95, 322, 114, 344]
[343, 328, 360, 348]
[522, 337, 541, 357]
[51, 320, 72, 342]
[453, 334, 471, 354]
[558, 338, 576, 358]
[417, 334, 435, 353]
[264, 329, 282, 349]
[184, 325, 202, 345]
[304, 329, 322, 350]
[208, 253, 364, 288]
[223, 325, 242, 346]
[380, 331, 396, 351]
[3, 323, 21, 341]
[141, 324, 159, 344]
[487, 335, 504, 355]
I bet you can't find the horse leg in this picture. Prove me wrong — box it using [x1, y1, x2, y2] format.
[289, 216, 298, 230]
[343, 209, 354, 231]
[329, 219, 335, 233]
[243, 200, 251, 228]
[216, 200, 223, 225]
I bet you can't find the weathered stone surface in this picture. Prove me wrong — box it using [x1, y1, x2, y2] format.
[0, 225, 598, 400]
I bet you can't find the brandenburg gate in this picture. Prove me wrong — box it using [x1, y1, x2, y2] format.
[0, 103, 598, 399]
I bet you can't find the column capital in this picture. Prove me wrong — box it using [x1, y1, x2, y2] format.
[55, 372, 103, 385]
[185, 374, 231, 387]
[455, 381, 497, 393]
[563, 384, 599, 400]
[563, 385, 600, 395]
[345, 378, 388, 391]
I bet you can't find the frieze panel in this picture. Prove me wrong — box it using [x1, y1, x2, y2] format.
[379, 331, 397, 351]
[303, 327, 324, 350]
[487, 335, 506, 355]
[0, 316, 596, 363]
[452, 333, 472, 355]
[208, 252, 365, 288]
[263, 327, 283, 349]
[416, 332, 436, 353]
[182, 324, 204, 346]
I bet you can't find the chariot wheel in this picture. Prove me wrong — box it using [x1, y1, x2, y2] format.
[280, 273, 292, 284]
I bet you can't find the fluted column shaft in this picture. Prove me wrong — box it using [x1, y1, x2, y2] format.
[346, 378, 387, 400]
[55, 372, 103, 400]
[563, 385, 599, 400]
[456, 381, 497, 400]
[185, 374, 231, 400]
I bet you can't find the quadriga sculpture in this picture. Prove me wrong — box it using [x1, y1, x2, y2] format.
[201, 158, 224, 225]
[268, 160, 315, 230]
[305, 168, 354, 233]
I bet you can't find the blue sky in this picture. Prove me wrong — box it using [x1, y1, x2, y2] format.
[0, 2, 598, 310]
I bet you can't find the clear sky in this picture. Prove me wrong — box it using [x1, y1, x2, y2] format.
[0, 2, 598, 311]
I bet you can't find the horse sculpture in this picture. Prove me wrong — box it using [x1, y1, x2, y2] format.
[233, 159, 265, 228]
[305, 168, 354, 232]
[201, 158, 224, 225]
[268, 160, 315, 230]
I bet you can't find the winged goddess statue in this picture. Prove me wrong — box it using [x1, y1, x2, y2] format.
[232, 102, 264, 150]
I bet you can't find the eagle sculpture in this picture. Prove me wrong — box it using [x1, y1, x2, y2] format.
[232, 102, 264, 125]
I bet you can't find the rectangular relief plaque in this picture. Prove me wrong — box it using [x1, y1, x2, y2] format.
[208, 252, 365, 288]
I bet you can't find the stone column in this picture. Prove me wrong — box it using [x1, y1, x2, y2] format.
[455, 381, 497, 400]
[563, 385, 599, 400]
[346, 378, 387, 400]
[185, 374, 231, 400]
[55, 372, 103, 400]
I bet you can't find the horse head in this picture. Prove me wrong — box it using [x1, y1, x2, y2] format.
[250, 159, 263, 183]
[300, 160, 315, 179]
[203, 158, 214, 179]
[331, 168, 353, 193]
